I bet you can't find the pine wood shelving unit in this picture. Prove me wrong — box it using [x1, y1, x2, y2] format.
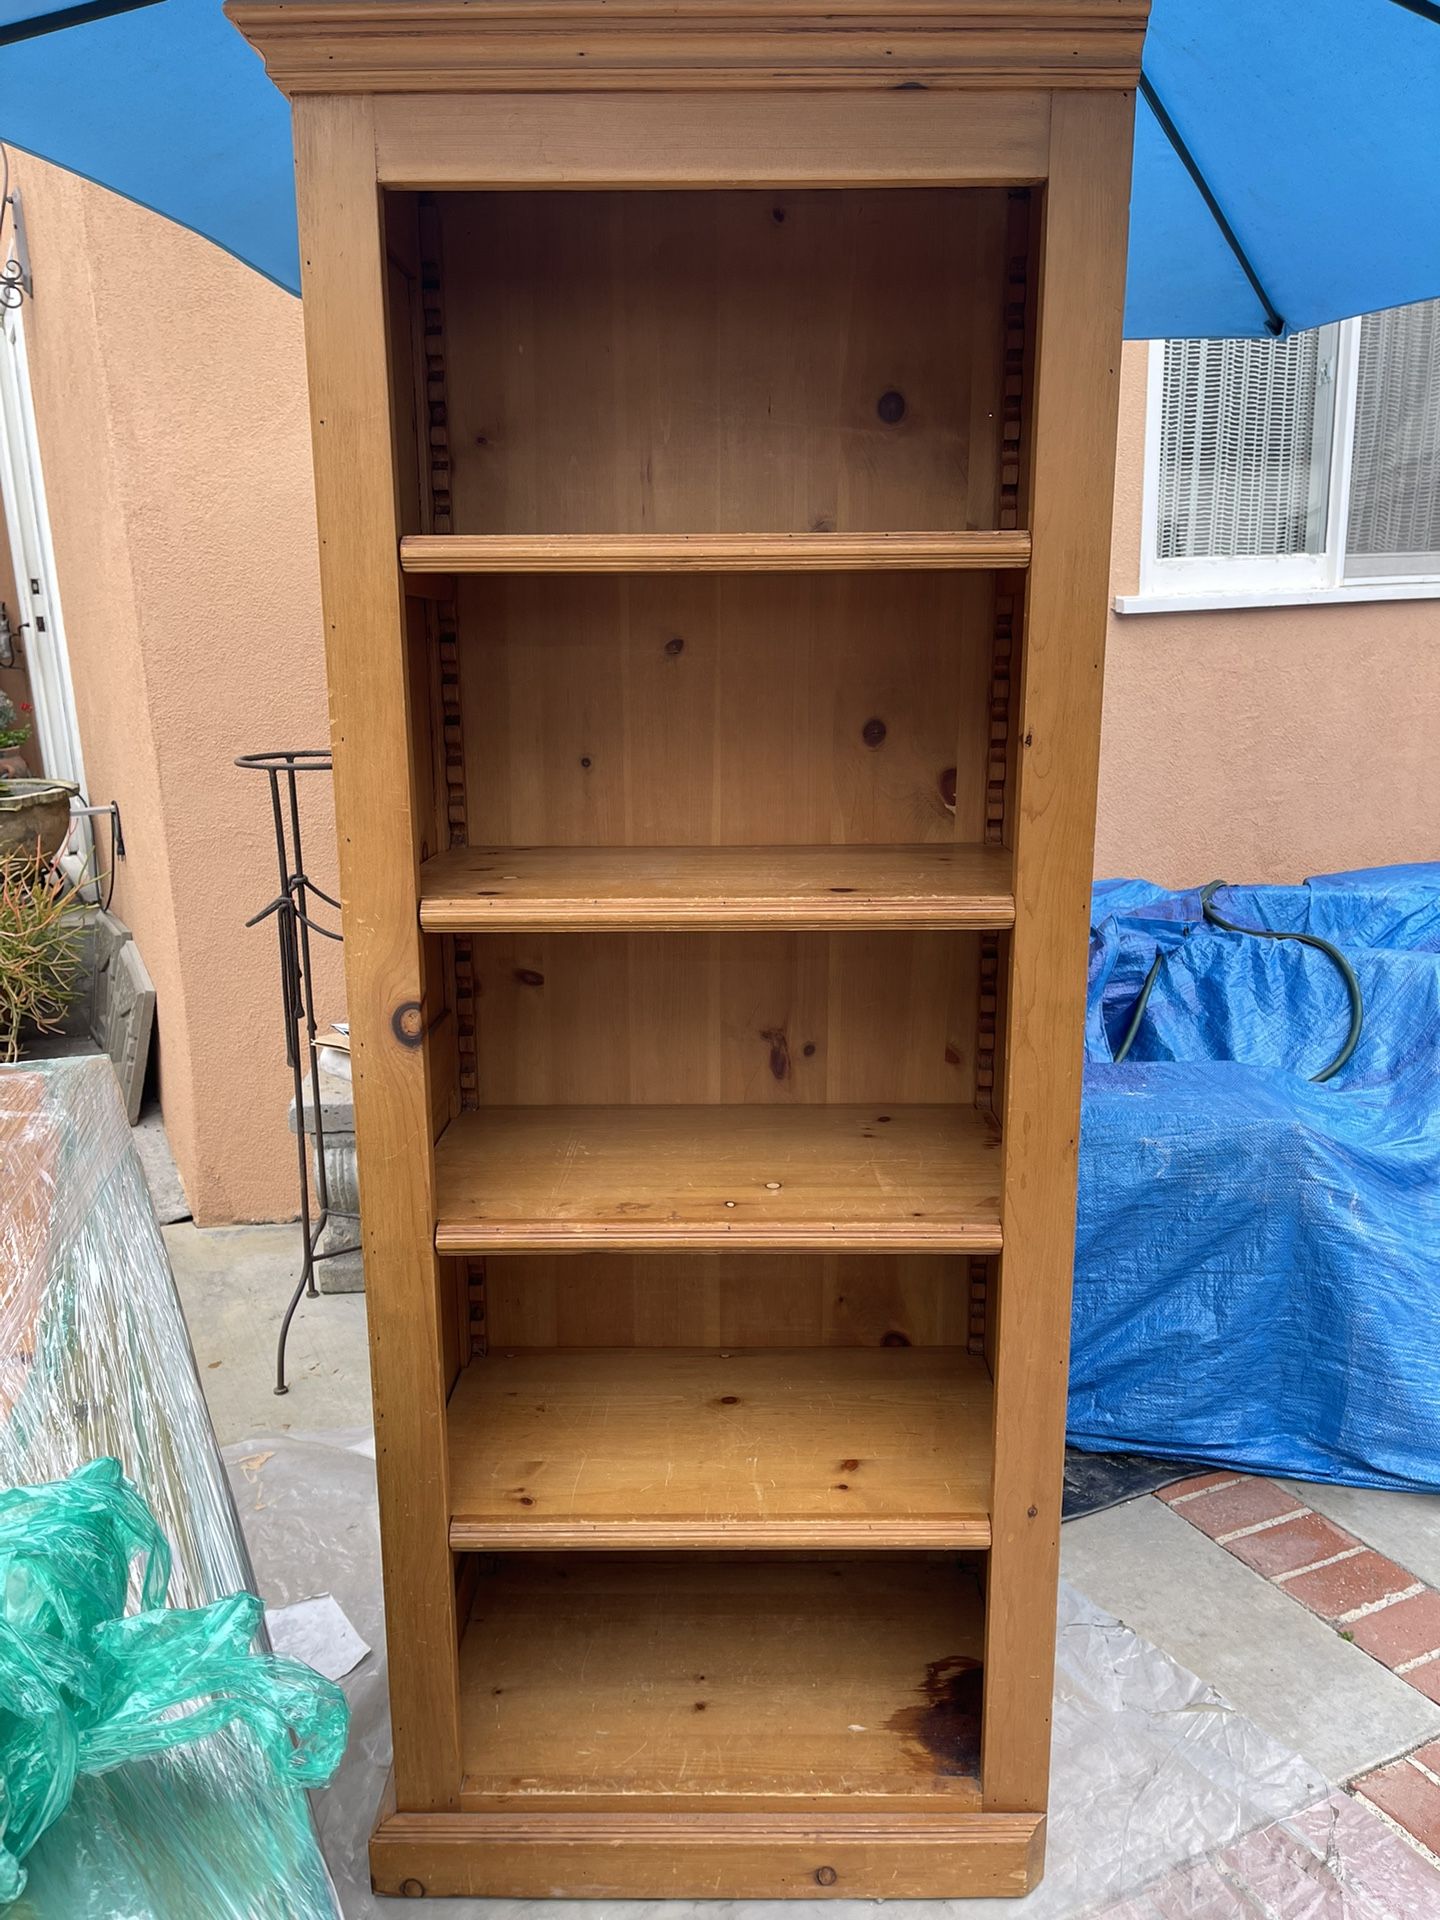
[231, 0, 1146, 1898]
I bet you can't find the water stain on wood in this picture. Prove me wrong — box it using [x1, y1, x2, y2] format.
[888, 1654, 983, 1780]
[760, 1026, 790, 1081]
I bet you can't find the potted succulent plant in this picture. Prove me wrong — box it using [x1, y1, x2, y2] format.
[0, 847, 83, 1061]
[0, 690, 76, 863]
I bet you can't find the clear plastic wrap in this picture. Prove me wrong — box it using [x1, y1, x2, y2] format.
[0, 1058, 341, 1919]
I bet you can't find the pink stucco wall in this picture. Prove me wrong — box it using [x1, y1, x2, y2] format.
[12, 155, 342, 1224]
[1097, 343, 1440, 885]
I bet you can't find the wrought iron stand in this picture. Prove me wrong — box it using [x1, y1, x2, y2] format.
[237, 749, 353, 1393]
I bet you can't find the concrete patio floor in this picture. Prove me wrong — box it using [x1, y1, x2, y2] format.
[169, 1219, 1440, 1908]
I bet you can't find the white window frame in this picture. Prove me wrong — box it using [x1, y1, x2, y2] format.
[1115, 321, 1440, 615]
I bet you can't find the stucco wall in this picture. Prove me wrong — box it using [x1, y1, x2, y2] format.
[12, 154, 341, 1223]
[1097, 341, 1440, 886]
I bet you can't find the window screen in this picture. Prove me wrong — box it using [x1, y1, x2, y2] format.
[1156, 334, 1331, 561]
[1346, 299, 1440, 579]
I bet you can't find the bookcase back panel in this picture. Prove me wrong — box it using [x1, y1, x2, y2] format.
[439, 187, 1009, 536]
[485, 1252, 971, 1350]
[468, 930, 977, 1104]
[458, 572, 992, 846]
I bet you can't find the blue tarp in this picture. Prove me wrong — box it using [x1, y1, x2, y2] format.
[1072, 864, 1440, 1493]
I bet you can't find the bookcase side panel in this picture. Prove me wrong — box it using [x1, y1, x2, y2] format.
[982, 89, 1135, 1813]
[292, 96, 463, 1812]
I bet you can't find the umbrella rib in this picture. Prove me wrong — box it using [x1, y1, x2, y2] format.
[1138, 72, 1286, 339]
[0, 0, 163, 48]
[1388, 0, 1440, 26]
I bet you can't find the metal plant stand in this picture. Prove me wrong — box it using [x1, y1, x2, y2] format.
[236, 749, 353, 1393]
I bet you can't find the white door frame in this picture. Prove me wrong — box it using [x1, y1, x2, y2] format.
[0, 186, 94, 882]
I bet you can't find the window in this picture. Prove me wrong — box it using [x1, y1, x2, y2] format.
[1119, 298, 1440, 611]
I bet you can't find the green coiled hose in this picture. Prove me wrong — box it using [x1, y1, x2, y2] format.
[1113, 880, 1364, 1083]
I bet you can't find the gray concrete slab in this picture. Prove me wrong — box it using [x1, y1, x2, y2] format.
[1061, 1494, 1440, 1783]
[1281, 1478, 1440, 1591]
[133, 1100, 191, 1224]
[166, 1221, 372, 1445]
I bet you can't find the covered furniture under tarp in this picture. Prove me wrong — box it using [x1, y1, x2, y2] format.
[1073, 865, 1440, 1493]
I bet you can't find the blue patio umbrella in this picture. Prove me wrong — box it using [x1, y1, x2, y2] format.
[0, 0, 1438, 338]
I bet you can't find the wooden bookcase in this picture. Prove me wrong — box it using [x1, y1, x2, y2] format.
[231, 2, 1146, 1899]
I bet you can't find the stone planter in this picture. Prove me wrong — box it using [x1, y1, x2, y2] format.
[0, 779, 77, 864]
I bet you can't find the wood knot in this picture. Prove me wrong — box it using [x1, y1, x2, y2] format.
[815, 1867, 838, 1887]
[939, 764, 957, 810]
[664, 635, 685, 657]
[513, 968, 545, 988]
[861, 717, 887, 748]
[390, 1002, 424, 1048]
[876, 390, 906, 424]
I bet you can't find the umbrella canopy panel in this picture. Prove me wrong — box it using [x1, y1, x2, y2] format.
[0, 0, 1436, 335]
[1130, 0, 1440, 339]
[0, 0, 298, 292]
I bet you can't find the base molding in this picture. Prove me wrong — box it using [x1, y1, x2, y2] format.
[370, 1796, 1046, 1900]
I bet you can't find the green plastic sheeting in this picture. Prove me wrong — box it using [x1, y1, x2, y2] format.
[0, 1458, 348, 1904]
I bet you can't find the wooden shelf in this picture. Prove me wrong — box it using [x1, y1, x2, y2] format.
[434, 1104, 1003, 1254]
[458, 1553, 985, 1811]
[447, 1346, 992, 1550]
[400, 531, 1031, 574]
[419, 843, 1015, 933]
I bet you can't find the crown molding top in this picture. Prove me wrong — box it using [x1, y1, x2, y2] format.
[226, 1, 1149, 96]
